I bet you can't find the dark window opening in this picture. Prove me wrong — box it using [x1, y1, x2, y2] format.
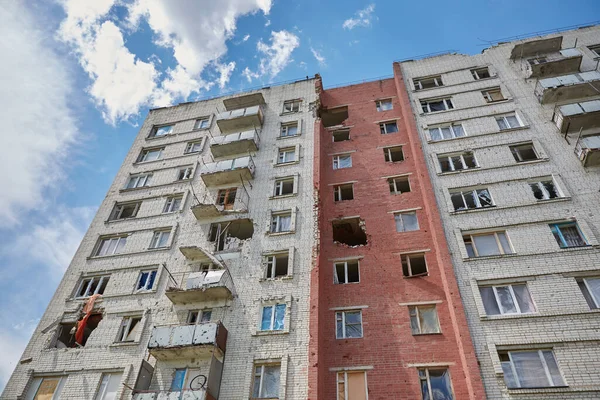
[402, 254, 427, 277]
[320, 106, 349, 128]
[332, 129, 350, 142]
[217, 188, 237, 210]
[384, 146, 404, 162]
[334, 184, 354, 202]
[54, 314, 102, 348]
[209, 219, 254, 251]
[389, 177, 411, 194]
[334, 260, 360, 284]
[332, 218, 367, 246]
[266, 253, 289, 278]
[510, 143, 538, 162]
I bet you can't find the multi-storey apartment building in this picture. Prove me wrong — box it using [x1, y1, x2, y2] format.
[2, 78, 318, 400]
[397, 25, 600, 399]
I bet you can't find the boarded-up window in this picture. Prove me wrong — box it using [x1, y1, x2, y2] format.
[337, 371, 367, 400]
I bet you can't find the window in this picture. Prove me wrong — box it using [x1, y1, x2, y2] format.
[75, 275, 110, 298]
[429, 124, 465, 141]
[528, 56, 548, 65]
[409, 305, 440, 334]
[26, 376, 67, 400]
[126, 173, 152, 189]
[332, 217, 367, 246]
[283, 99, 301, 113]
[171, 369, 204, 392]
[388, 176, 411, 194]
[252, 364, 280, 399]
[187, 309, 212, 324]
[335, 310, 362, 338]
[510, 143, 539, 162]
[274, 178, 294, 197]
[265, 252, 289, 278]
[479, 284, 536, 315]
[184, 140, 203, 154]
[402, 254, 428, 277]
[376, 99, 393, 111]
[394, 212, 419, 232]
[334, 260, 359, 284]
[176, 167, 194, 181]
[332, 129, 350, 142]
[163, 195, 183, 213]
[116, 316, 142, 342]
[577, 277, 600, 309]
[333, 183, 354, 201]
[414, 75, 443, 90]
[530, 180, 560, 200]
[333, 154, 352, 169]
[471, 67, 491, 80]
[95, 236, 127, 256]
[136, 269, 157, 291]
[277, 147, 296, 164]
[149, 230, 171, 249]
[270, 211, 292, 233]
[450, 188, 494, 211]
[260, 303, 286, 331]
[95, 372, 123, 400]
[482, 88, 505, 103]
[463, 231, 513, 257]
[379, 121, 398, 134]
[421, 98, 453, 113]
[216, 187, 237, 209]
[550, 222, 588, 248]
[496, 114, 522, 130]
[589, 44, 600, 57]
[54, 317, 100, 348]
[384, 146, 404, 162]
[419, 369, 454, 400]
[137, 147, 164, 163]
[280, 122, 298, 137]
[194, 117, 210, 130]
[150, 125, 173, 137]
[109, 202, 141, 220]
[438, 152, 478, 173]
[337, 371, 368, 400]
[500, 350, 565, 388]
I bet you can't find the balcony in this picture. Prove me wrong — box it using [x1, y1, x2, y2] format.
[553, 99, 600, 133]
[199, 156, 255, 186]
[510, 36, 563, 59]
[148, 322, 227, 360]
[210, 129, 260, 158]
[526, 49, 582, 78]
[575, 135, 600, 167]
[133, 389, 206, 400]
[535, 71, 600, 104]
[191, 187, 249, 219]
[166, 270, 234, 305]
[216, 105, 264, 133]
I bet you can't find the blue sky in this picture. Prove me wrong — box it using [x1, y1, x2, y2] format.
[0, 0, 598, 390]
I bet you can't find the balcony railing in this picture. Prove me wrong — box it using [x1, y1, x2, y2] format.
[166, 270, 234, 304]
[148, 322, 228, 360]
[510, 36, 563, 59]
[525, 49, 582, 78]
[535, 71, 600, 104]
[216, 105, 264, 133]
[553, 99, 600, 133]
[133, 389, 206, 400]
[191, 186, 249, 219]
[210, 129, 260, 158]
[199, 156, 255, 186]
[575, 135, 600, 167]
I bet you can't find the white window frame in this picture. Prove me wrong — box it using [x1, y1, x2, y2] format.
[384, 146, 404, 162]
[334, 260, 360, 284]
[187, 309, 212, 324]
[394, 212, 419, 232]
[137, 147, 164, 163]
[530, 180, 561, 200]
[421, 98, 454, 113]
[163, 195, 183, 213]
[578, 277, 600, 309]
[150, 125, 173, 137]
[332, 154, 352, 170]
[414, 75, 443, 90]
[110, 202, 141, 220]
[126, 173, 152, 189]
[277, 147, 296, 164]
[135, 269, 158, 292]
[260, 303, 286, 331]
[333, 183, 353, 202]
[335, 310, 363, 339]
[149, 230, 171, 249]
[471, 67, 491, 80]
[75, 275, 110, 299]
[409, 305, 441, 334]
[450, 188, 494, 211]
[438, 152, 478, 172]
[116, 316, 142, 342]
[389, 176, 410, 194]
[95, 236, 127, 257]
[376, 98, 393, 111]
[26, 376, 67, 400]
[95, 372, 123, 400]
[265, 252, 289, 278]
[402, 254, 428, 277]
[270, 212, 292, 233]
[194, 117, 210, 130]
[280, 122, 299, 137]
[510, 143, 539, 162]
[428, 124, 466, 141]
[176, 167, 194, 181]
[283, 99, 301, 113]
[336, 371, 368, 400]
[252, 364, 281, 399]
[496, 113, 523, 130]
[464, 231, 513, 257]
[480, 284, 535, 315]
[501, 350, 565, 388]
[274, 177, 294, 197]
[482, 88, 505, 103]
[419, 368, 453, 400]
[185, 140, 203, 154]
[379, 121, 398, 134]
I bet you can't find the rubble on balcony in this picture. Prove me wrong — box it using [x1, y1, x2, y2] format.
[191, 186, 249, 219]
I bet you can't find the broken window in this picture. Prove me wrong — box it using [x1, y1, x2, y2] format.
[136, 269, 157, 292]
[54, 314, 102, 348]
[274, 178, 294, 197]
[384, 146, 404, 162]
[95, 373, 123, 400]
[137, 147, 164, 163]
[117, 316, 142, 342]
[589, 44, 600, 57]
[75, 275, 110, 298]
[260, 303, 286, 331]
[332, 217, 367, 246]
[471, 67, 491, 80]
[149, 229, 171, 249]
[188, 309, 212, 324]
[184, 140, 203, 154]
[550, 222, 588, 248]
[171, 368, 204, 392]
[510, 143, 539, 162]
[253, 364, 281, 398]
[333, 154, 352, 169]
[194, 117, 210, 130]
[379, 121, 398, 134]
[149, 124, 173, 138]
[389, 176, 410, 194]
[176, 167, 194, 181]
[577, 277, 600, 309]
[528, 56, 548, 65]
[337, 371, 368, 400]
[451, 188, 494, 211]
[429, 124, 465, 141]
[496, 113, 522, 130]
[333, 183, 354, 201]
[376, 99, 393, 111]
[110, 202, 141, 220]
[126, 173, 152, 189]
[414, 75, 443, 90]
[530, 180, 560, 200]
[277, 147, 296, 164]
[402, 254, 427, 277]
[500, 350, 565, 388]
[217, 187, 237, 208]
[419, 368, 454, 400]
[421, 98, 453, 113]
[163, 195, 183, 213]
[409, 305, 440, 334]
[95, 236, 127, 257]
[320, 106, 348, 128]
[480, 284, 536, 316]
[332, 129, 350, 142]
[266, 252, 289, 278]
[464, 231, 513, 257]
[26, 376, 67, 400]
[270, 211, 292, 233]
[283, 99, 301, 113]
[482, 88, 505, 103]
[209, 219, 254, 251]
[280, 122, 298, 137]
[336, 310, 362, 338]
[394, 212, 419, 232]
[334, 260, 360, 284]
[438, 152, 478, 173]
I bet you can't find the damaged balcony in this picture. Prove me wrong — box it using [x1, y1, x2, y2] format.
[525, 49, 582, 78]
[575, 135, 600, 167]
[216, 106, 264, 134]
[535, 71, 600, 104]
[510, 36, 563, 59]
[133, 389, 207, 400]
[553, 99, 600, 133]
[148, 322, 228, 360]
[320, 105, 349, 129]
[199, 156, 255, 186]
[191, 186, 249, 219]
[210, 129, 260, 158]
[332, 217, 367, 247]
[208, 219, 254, 253]
[166, 269, 234, 305]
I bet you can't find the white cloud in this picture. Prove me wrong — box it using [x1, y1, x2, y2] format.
[216, 62, 236, 89]
[342, 3, 376, 30]
[242, 66, 260, 82]
[265, 19, 271, 27]
[310, 47, 326, 66]
[244, 30, 300, 82]
[243, 34, 250, 42]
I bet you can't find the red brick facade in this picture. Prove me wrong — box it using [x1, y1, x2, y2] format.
[308, 74, 485, 399]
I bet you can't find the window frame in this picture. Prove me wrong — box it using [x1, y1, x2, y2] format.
[260, 303, 286, 331]
[335, 310, 363, 339]
[496, 113, 523, 130]
[500, 350, 566, 389]
[274, 177, 294, 197]
[75, 275, 110, 299]
[184, 140, 203, 154]
[110, 201, 141, 220]
[418, 368, 454, 400]
[333, 183, 354, 202]
[510, 143, 539, 163]
[135, 269, 158, 292]
[163, 195, 183, 213]
[336, 371, 368, 400]
[270, 211, 292, 233]
[420, 97, 454, 113]
[409, 305, 441, 335]
[265, 252, 290, 279]
[550, 222, 588, 248]
[26, 376, 67, 400]
[376, 98, 393, 111]
[187, 309, 212, 324]
[137, 147, 164, 163]
[95, 236, 127, 257]
[479, 283, 536, 316]
[332, 154, 352, 170]
[280, 121, 299, 137]
[379, 121, 399, 134]
[194, 117, 210, 130]
[252, 363, 281, 399]
[388, 176, 411, 194]
[95, 372, 123, 400]
[149, 124, 173, 138]
[277, 147, 296, 164]
[116, 316, 142, 343]
[471, 67, 491, 80]
[577, 277, 600, 309]
[414, 75, 443, 90]
[394, 212, 419, 232]
[529, 179, 561, 201]
[438, 152, 478, 173]
[589, 44, 600, 57]
[402, 254, 428, 277]
[216, 187, 238, 208]
[482, 88, 505, 103]
[176, 166, 194, 181]
[282, 99, 301, 113]
[126, 173, 153, 189]
[429, 124, 466, 141]
[450, 188, 494, 211]
[333, 260, 360, 284]
[383, 146, 404, 162]
[149, 229, 171, 249]
[463, 231, 514, 258]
